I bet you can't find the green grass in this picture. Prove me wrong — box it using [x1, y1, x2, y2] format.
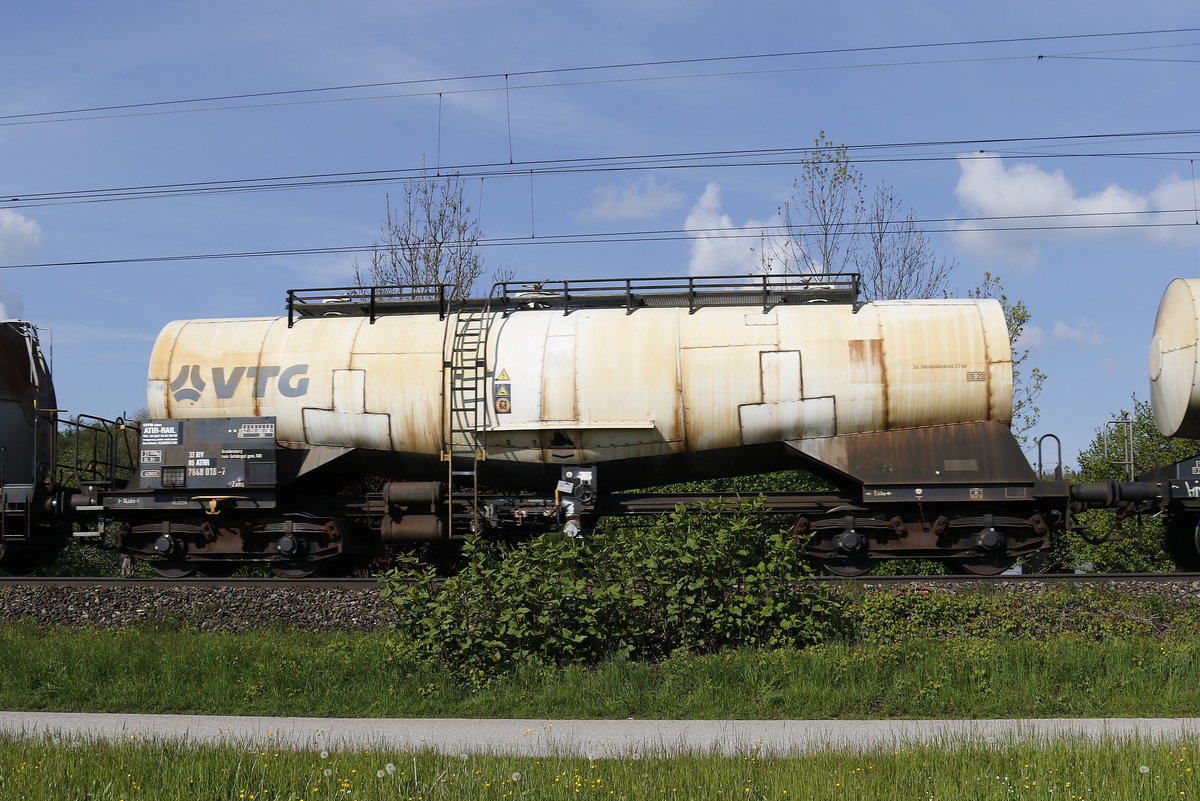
[4, 623, 1200, 719]
[0, 733, 1196, 800]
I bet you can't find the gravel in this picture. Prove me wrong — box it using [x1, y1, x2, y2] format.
[857, 577, 1200, 601]
[0, 585, 397, 632]
[4, 576, 1200, 633]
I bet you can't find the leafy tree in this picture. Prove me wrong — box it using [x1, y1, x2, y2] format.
[354, 172, 510, 298]
[760, 132, 954, 300]
[1054, 396, 1200, 572]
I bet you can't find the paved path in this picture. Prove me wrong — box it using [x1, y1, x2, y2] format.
[2, 712, 1200, 756]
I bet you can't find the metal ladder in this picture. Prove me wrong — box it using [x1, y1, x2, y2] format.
[442, 304, 493, 537]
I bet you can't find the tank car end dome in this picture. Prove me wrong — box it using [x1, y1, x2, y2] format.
[1149, 278, 1200, 438]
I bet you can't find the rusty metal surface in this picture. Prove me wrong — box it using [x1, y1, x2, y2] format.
[787, 421, 1036, 486]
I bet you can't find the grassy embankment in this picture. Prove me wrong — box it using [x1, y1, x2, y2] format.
[0, 733, 1196, 800]
[4, 582, 1200, 798]
[3, 621, 1200, 719]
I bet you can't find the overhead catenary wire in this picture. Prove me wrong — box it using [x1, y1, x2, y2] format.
[7, 128, 1200, 211]
[0, 29, 1197, 128]
[5, 209, 1199, 271]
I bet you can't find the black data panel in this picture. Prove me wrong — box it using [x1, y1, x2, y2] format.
[137, 418, 277, 490]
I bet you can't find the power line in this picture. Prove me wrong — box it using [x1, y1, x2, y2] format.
[7, 129, 1200, 211]
[2, 29, 1197, 127]
[6, 208, 1198, 270]
[1043, 55, 1200, 64]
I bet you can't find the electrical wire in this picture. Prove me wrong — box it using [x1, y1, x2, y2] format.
[5, 208, 1198, 270]
[7, 130, 1200, 211]
[1, 30, 1197, 128]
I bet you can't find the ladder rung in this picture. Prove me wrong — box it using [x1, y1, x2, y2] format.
[450, 470, 476, 476]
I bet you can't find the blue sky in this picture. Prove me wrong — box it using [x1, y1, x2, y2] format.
[3, 0, 1199, 464]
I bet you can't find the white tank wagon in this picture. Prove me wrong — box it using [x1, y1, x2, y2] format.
[1150, 278, 1200, 439]
[97, 274, 1079, 577]
[1135, 278, 1200, 569]
[147, 286, 1013, 488]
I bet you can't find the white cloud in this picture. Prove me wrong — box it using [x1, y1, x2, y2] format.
[0, 209, 41, 265]
[575, 175, 684, 222]
[951, 154, 1200, 268]
[1053, 318, 1108, 345]
[684, 183, 775, 276]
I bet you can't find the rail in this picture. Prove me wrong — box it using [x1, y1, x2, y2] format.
[286, 285, 450, 326]
[492, 273, 861, 315]
[285, 273, 861, 325]
[2, 572, 1200, 589]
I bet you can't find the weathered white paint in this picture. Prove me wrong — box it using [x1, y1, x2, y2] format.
[1149, 278, 1200, 437]
[147, 298, 1013, 467]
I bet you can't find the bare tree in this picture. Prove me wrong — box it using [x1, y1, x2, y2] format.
[857, 182, 954, 301]
[761, 132, 955, 300]
[762, 134, 864, 277]
[355, 172, 508, 298]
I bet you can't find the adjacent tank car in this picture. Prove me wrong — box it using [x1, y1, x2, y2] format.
[0, 321, 61, 574]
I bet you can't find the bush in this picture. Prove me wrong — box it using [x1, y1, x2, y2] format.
[378, 501, 847, 678]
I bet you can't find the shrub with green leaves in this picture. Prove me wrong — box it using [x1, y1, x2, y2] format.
[379, 501, 846, 678]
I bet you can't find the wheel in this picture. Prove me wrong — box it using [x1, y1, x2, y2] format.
[1164, 516, 1200, 572]
[818, 557, 875, 577]
[944, 555, 1018, 576]
[150, 561, 197, 578]
[272, 561, 319, 578]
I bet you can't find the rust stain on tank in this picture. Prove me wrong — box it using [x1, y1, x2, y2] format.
[847, 337, 887, 431]
[979, 303, 996, 419]
[250, 320, 274, 417]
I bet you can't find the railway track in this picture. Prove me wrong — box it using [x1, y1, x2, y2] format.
[3, 572, 1200, 590]
[0, 576, 380, 590]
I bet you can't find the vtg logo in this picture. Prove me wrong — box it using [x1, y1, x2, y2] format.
[170, 364, 310, 403]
